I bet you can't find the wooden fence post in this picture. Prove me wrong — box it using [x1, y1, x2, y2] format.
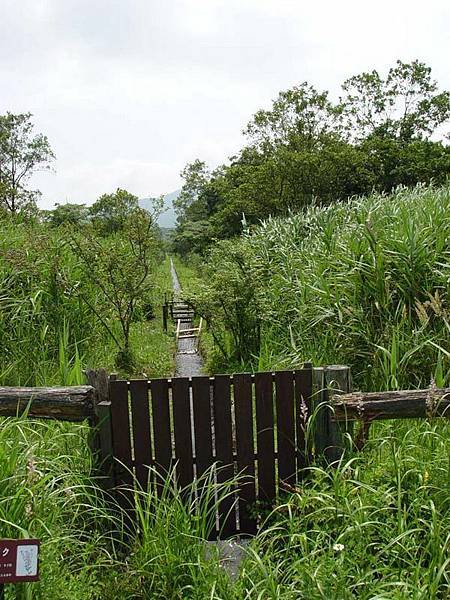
[86, 369, 115, 491]
[312, 367, 327, 458]
[324, 365, 352, 465]
[162, 303, 168, 333]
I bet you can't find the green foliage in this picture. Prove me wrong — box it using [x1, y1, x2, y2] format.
[89, 188, 140, 235]
[173, 60, 450, 254]
[45, 202, 90, 227]
[1, 417, 447, 598]
[237, 418, 450, 598]
[184, 241, 262, 364]
[0, 213, 174, 384]
[0, 416, 120, 599]
[188, 185, 450, 390]
[70, 208, 163, 367]
[339, 59, 450, 141]
[0, 112, 55, 214]
[0, 221, 100, 385]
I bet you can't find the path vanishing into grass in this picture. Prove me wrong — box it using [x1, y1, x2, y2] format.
[170, 258, 204, 376]
[169, 257, 248, 578]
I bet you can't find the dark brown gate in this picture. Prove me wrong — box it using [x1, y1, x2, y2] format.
[104, 365, 349, 538]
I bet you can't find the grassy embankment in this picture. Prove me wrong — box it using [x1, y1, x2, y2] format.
[177, 184, 449, 598]
[184, 184, 449, 391]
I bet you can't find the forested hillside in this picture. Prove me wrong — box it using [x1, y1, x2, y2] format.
[172, 60, 450, 255]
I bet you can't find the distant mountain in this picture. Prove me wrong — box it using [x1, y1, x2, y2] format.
[140, 189, 179, 228]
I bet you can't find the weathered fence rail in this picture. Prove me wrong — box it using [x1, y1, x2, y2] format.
[1, 371, 449, 539]
[0, 386, 95, 420]
[333, 387, 450, 421]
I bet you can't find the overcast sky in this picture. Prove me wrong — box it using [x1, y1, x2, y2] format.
[1, 0, 449, 209]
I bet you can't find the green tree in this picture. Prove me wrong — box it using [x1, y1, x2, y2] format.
[172, 60, 450, 257]
[174, 160, 210, 219]
[0, 112, 55, 213]
[89, 188, 140, 234]
[339, 60, 450, 141]
[244, 82, 337, 153]
[45, 202, 90, 227]
[70, 206, 161, 370]
[185, 239, 262, 364]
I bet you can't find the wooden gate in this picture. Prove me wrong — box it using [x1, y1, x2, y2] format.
[103, 365, 349, 538]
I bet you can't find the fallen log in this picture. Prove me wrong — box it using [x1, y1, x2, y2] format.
[0, 386, 96, 421]
[332, 387, 450, 421]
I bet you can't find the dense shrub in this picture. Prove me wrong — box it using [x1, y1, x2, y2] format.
[188, 184, 450, 390]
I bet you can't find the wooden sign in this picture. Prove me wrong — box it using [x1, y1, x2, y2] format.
[0, 540, 40, 583]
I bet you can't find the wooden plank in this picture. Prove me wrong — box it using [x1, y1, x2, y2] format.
[192, 376, 215, 539]
[130, 380, 152, 492]
[295, 365, 313, 473]
[213, 375, 237, 538]
[0, 386, 95, 421]
[109, 379, 133, 508]
[150, 378, 172, 494]
[172, 377, 194, 490]
[275, 371, 296, 486]
[255, 372, 275, 503]
[192, 377, 213, 478]
[333, 387, 450, 420]
[162, 303, 168, 332]
[233, 373, 257, 535]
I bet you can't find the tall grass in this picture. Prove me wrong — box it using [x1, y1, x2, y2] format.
[0, 221, 175, 383]
[188, 184, 450, 390]
[1, 413, 448, 598]
[236, 417, 449, 599]
[0, 416, 120, 599]
[0, 221, 104, 385]
[0, 419, 239, 599]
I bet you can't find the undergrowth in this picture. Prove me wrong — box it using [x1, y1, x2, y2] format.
[185, 184, 450, 391]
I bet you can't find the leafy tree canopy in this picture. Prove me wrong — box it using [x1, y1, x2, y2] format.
[173, 60, 450, 256]
[90, 188, 140, 234]
[0, 112, 55, 214]
[90, 188, 164, 235]
[45, 202, 90, 227]
[339, 60, 450, 142]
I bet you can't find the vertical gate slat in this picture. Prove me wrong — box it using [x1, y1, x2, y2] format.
[192, 377, 213, 477]
[275, 371, 296, 486]
[213, 375, 236, 538]
[295, 365, 313, 473]
[150, 378, 172, 493]
[192, 376, 215, 539]
[130, 379, 152, 492]
[109, 379, 133, 508]
[172, 377, 194, 490]
[255, 372, 275, 503]
[234, 373, 257, 535]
